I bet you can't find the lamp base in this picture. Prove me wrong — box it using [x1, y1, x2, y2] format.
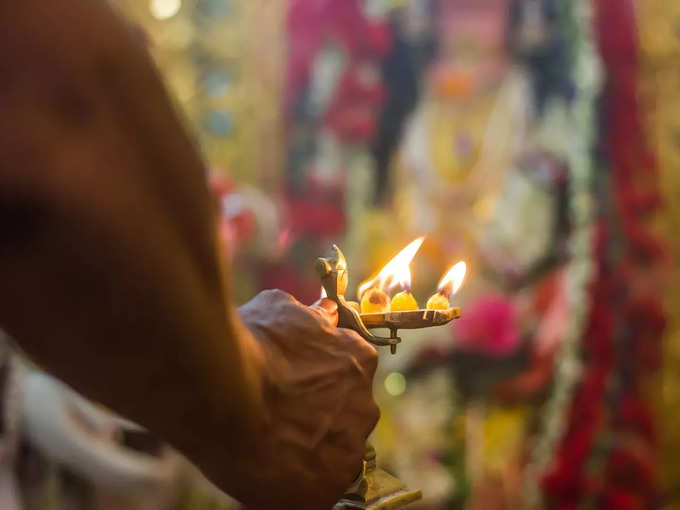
[334, 445, 421, 510]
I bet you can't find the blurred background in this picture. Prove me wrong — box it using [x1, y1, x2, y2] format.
[0, 0, 678, 508]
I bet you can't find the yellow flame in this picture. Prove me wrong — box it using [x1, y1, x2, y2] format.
[438, 261, 467, 296]
[358, 237, 425, 297]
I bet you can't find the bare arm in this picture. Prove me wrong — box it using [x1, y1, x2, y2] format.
[0, 1, 378, 508]
[0, 0, 267, 446]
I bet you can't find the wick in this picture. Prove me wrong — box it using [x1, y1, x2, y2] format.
[438, 284, 452, 298]
[359, 280, 379, 300]
[368, 289, 389, 306]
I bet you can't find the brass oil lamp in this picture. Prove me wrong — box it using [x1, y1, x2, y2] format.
[317, 241, 465, 509]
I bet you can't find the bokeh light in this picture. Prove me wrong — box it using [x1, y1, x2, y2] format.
[149, 0, 181, 20]
[385, 372, 407, 397]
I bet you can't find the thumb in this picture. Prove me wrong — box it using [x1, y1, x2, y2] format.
[310, 298, 339, 327]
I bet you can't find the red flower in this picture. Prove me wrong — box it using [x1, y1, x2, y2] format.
[601, 489, 641, 510]
[455, 295, 520, 356]
[364, 22, 392, 57]
[607, 447, 656, 492]
[619, 189, 662, 216]
[286, 196, 345, 237]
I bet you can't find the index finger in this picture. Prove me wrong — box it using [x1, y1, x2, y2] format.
[310, 298, 339, 327]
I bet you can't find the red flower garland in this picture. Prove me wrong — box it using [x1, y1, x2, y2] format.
[542, 0, 666, 507]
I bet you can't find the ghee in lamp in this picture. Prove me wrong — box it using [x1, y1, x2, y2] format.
[427, 261, 467, 310]
[391, 290, 419, 311]
[426, 291, 450, 310]
[361, 288, 391, 314]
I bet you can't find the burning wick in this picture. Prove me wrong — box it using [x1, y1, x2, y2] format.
[358, 237, 425, 314]
[425, 293, 449, 310]
[361, 288, 391, 314]
[426, 261, 467, 310]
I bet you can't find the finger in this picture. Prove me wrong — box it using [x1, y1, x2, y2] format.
[310, 298, 338, 327]
[262, 288, 299, 305]
[337, 329, 378, 378]
[317, 437, 368, 491]
[328, 396, 380, 444]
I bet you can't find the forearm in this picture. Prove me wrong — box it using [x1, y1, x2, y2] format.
[0, 0, 265, 461]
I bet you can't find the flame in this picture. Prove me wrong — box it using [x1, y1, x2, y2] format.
[358, 237, 425, 297]
[437, 261, 467, 297]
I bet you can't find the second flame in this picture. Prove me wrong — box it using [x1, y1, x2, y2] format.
[437, 261, 467, 297]
[358, 237, 425, 297]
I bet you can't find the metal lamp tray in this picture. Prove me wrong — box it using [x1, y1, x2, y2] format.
[360, 307, 461, 330]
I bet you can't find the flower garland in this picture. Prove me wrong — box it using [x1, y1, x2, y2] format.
[520, 0, 602, 506]
[540, 0, 667, 507]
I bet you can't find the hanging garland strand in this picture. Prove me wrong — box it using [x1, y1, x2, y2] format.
[520, 0, 602, 507]
[541, 0, 667, 507]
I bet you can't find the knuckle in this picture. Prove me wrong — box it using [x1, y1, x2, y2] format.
[364, 343, 379, 366]
[261, 288, 295, 303]
[358, 342, 379, 374]
[263, 289, 304, 319]
[341, 328, 367, 348]
[339, 330, 379, 374]
[308, 305, 334, 326]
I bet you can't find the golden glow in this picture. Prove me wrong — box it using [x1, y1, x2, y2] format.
[150, 0, 181, 20]
[358, 237, 425, 297]
[437, 261, 467, 297]
[391, 291, 419, 311]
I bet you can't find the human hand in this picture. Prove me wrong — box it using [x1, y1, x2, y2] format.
[228, 290, 379, 509]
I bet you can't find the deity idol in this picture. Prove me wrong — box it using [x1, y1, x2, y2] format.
[377, 0, 577, 506]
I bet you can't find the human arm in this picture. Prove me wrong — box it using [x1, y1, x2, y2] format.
[0, 1, 378, 508]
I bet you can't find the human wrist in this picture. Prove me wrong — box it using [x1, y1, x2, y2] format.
[177, 321, 272, 503]
[157, 310, 268, 462]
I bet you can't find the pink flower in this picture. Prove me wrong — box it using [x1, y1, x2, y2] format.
[455, 295, 520, 356]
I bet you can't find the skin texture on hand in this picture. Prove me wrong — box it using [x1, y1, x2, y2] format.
[230, 291, 380, 509]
